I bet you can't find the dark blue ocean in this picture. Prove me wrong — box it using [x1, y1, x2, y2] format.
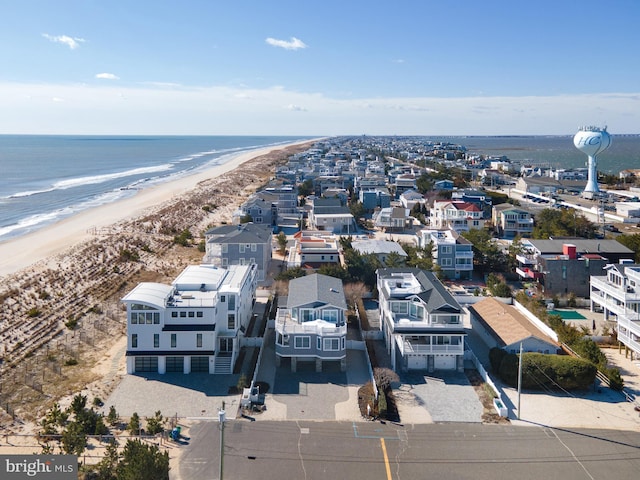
[0, 134, 638, 242]
[0, 135, 311, 241]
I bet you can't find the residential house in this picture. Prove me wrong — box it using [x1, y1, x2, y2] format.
[516, 239, 634, 297]
[377, 268, 465, 372]
[275, 274, 348, 372]
[451, 189, 493, 217]
[307, 197, 356, 234]
[492, 204, 534, 238]
[590, 262, 640, 359]
[203, 223, 272, 281]
[434, 179, 454, 191]
[399, 189, 426, 211]
[123, 263, 258, 375]
[417, 228, 474, 280]
[287, 231, 341, 270]
[359, 188, 391, 211]
[430, 201, 485, 232]
[351, 239, 408, 266]
[469, 298, 560, 354]
[373, 207, 412, 232]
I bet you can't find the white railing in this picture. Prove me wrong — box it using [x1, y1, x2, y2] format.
[591, 276, 640, 303]
[403, 342, 463, 354]
[275, 311, 347, 336]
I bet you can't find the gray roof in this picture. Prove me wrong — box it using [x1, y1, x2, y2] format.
[205, 223, 272, 244]
[378, 268, 461, 314]
[286, 274, 348, 310]
[526, 238, 633, 255]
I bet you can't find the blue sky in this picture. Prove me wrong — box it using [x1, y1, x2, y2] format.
[1, 0, 638, 135]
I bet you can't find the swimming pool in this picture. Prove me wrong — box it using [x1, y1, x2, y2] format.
[547, 309, 587, 320]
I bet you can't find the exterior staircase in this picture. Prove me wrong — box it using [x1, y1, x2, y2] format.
[214, 354, 233, 374]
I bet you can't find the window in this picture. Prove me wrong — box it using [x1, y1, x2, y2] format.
[197, 311, 203, 318]
[317, 337, 322, 349]
[390, 302, 408, 314]
[294, 336, 311, 349]
[131, 334, 138, 348]
[196, 333, 202, 348]
[323, 338, 340, 351]
[300, 309, 314, 322]
[228, 296, 236, 310]
[171, 312, 178, 318]
[188, 311, 195, 318]
[322, 309, 338, 323]
[441, 246, 452, 254]
[251, 244, 257, 252]
[440, 258, 452, 267]
[220, 295, 226, 303]
[180, 312, 186, 318]
[131, 314, 137, 324]
[153, 334, 159, 348]
[409, 303, 424, 320]
[228, 314, 235, 330]
[277, 333, 290, 346]
[171, 334, 177, 348]
[221, 244, 228, 253]
[239, 244, 245, 253]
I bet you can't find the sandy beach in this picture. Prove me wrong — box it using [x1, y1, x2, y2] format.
[0, 140, 313, 278]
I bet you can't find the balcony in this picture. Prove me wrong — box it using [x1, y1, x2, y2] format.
[516, 254, 535, 266]
[516, 267, 542, 279]
[591, 276, 640, 304]
[402, 339, 464, 355]
[276, 310, 347, 336]
[617, 314, 640, 355]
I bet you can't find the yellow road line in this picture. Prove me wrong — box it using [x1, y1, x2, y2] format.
[380, 437, 392, 480]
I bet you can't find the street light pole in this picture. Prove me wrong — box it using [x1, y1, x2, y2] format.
[517, 342, 523, 420]
[219, 402, 226, 480]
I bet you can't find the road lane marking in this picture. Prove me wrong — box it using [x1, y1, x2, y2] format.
[380, 438, 392, 480]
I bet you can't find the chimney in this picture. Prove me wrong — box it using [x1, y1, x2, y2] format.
[562, 243, 577, 260]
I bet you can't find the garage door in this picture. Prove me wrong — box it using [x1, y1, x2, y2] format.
[434, 355, 456, 370]
[407, 355, 428, 370]
[166, 356, 184, 373]
[134, 356, 158, 373]
[191, 356, 209, 373]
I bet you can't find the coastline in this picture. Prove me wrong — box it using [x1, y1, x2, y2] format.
[0, 140, 313, 278]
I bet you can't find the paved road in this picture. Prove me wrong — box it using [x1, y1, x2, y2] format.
[176, 420, 640, 480]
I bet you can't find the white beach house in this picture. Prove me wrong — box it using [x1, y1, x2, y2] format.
[122, 263, 257, 374]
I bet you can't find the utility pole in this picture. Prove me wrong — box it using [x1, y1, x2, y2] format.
[517, 342, 523, 420]
[218, 402, 226, 480]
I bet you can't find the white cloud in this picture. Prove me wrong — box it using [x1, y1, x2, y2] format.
[265, 37, 307, 50]
[42, 33, 85, 50]
[95, 73, 120, 80]
[0, 81, 637, 136]
[51, 97, 64, 102]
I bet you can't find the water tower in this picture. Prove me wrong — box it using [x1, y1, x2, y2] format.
[573, 126, 611, 199]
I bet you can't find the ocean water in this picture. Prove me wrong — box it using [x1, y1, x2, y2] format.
[0, 135, 310, 242]
[436, 135, 640, 172]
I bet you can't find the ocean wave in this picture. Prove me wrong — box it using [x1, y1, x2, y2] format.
[0, 189, 131, 241]
[5, 163, 174, 199]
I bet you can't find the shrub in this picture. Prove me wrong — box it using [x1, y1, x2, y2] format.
[377, 387, 387, 418]
[498, 352, 596, 390]
[489, 347, 507, 373]
[27, 307, 41, 318]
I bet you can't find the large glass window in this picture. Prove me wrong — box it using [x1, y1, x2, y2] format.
[391, 302, 408, 314]
[300, 309, 314, 322]
[294, 336, 310, 349]
[321, 309, 338, 323]
[228, 314, 235, 330]
[131, 334, 138, 348]
[171, 334, 177, 348]
[409, 303, 424, 320]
